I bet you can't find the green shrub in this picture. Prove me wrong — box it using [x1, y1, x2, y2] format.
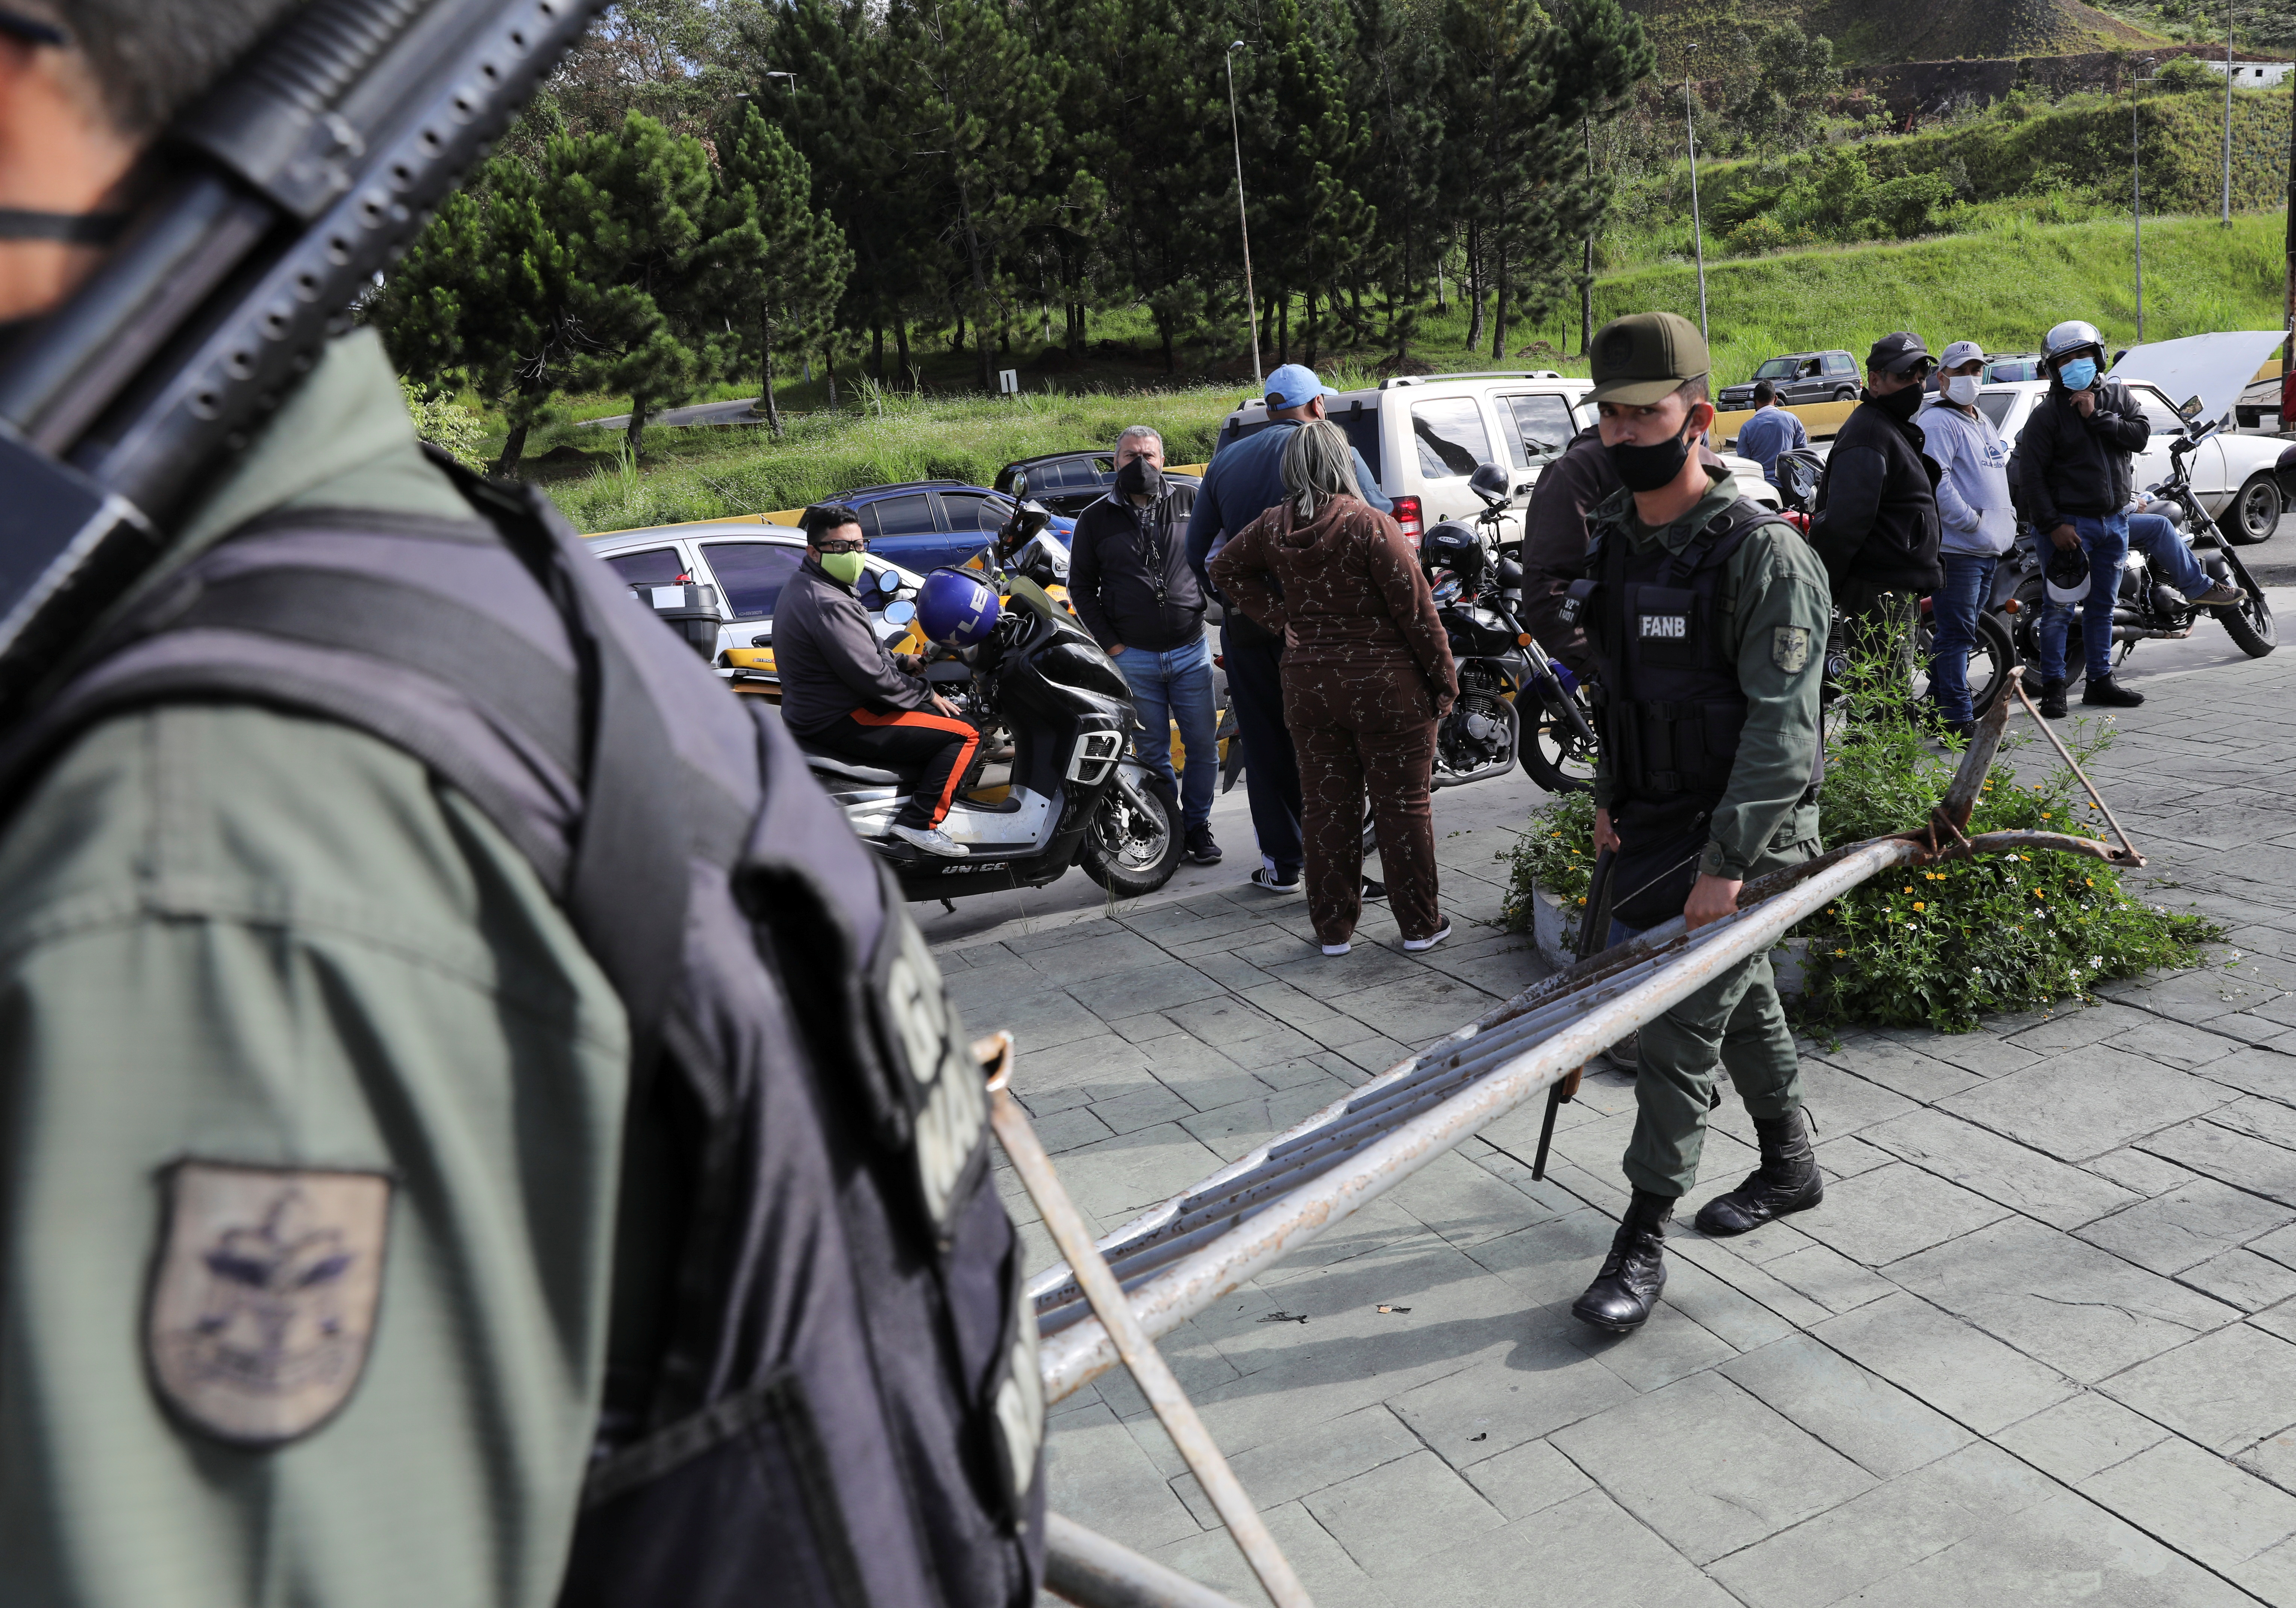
[398, 377, 488, 471]
[1497, 659, 2219, 1031]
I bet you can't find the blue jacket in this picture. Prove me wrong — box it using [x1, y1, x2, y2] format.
[1183, 420, 1390, 595]
[1734, 404, 1808, 485]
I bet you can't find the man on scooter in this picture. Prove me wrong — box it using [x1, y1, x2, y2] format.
[776, 504, 980, 857]
[2019, 318, 2244, 718]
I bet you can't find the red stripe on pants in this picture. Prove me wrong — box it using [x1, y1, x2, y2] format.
[850, 707, 981, 826]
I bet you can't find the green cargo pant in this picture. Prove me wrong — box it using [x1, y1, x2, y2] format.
[1620, 830, 1819, 1200]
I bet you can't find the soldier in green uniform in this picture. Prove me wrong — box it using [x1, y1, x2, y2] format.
[1567, 313, 1832, 1336]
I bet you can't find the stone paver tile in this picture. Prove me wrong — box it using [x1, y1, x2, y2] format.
[1789, 1160, 2013, 1268]
[2232, 1535, 2296, 1608]
[1666, 1237, 1832, 1332]
[2102, 1322, 2296, 1452]
[1705, 1442, 2059, 1608]
[1571, 1299, 1739, 1394]
[1463, 1205, 1635, 1309]
[2255, 1221, 2296, 1271]
[1889, 1215, 2238, 1382]
[2088, 1145, 2203, 1198]
[1796, 1060, 1921, 1136]
[1939, 1045, 2236, 1162]
[2002, 999, 2157, 1055]
[1181, 947, 1280, 992]
[1139, 1039, 1263, 1112]
[2082, 1437, 2296, 1573]
[1994, 1390, 2172, 1484]
[2142, 1117, 2296, 1207]
[1016, 928, 1178, 986]
[1162, 993, 1281, 1043]
[1461, 1437, 1596, 1520]
[1842, 1488, 2258, 1607]
[1151, 1497, 1392, 1608]
[1322, 973, 1498, 1045]
[1260, 942, 1426, 993]
[2077, 1178, 2296, 1275]
[2103, 1017, 2244, 1070]
[1086, 1082, 1199, 1136]
[2209, 1093, 2296, 1150]
[1720, 1332, 1973, 1479]
[1404, 1488, 1738, 1608]
[1164, 1402, 1420, 1529]
[1758, 1241, 1899, 1314]
[1043, 1399, 1206, 1553]
[1831, 1037, 1987, 1103]
[1387, 1328, 1639, 1469]
[1249, 1054, 1354, 1093]
[1656, 1250, 1802, 1353]
[1863, 1107, 2143, 1230]
[1929, 1033, 2043, 1078]
[1386, 1147, 1572, 1250]
[1104, 1010, 1190, 1045]
[1812, 1290, 2076, 1435]
[1549, 1370, 1874, 1565]
[1814, 1134, 1896, 1179]
[1177, 1080, 1350, 1163]
[1055, 1120, 1228, 1225]
[1031, 1105, 1114, 1154]
[2184, 1249, 2296, 1313]
[1333, 1036, 1414, 1077]
[2240, 1425, 2296, 1497]
[2188, 1045, 2296, 1105]
[1076, 960, 1232, 1021]
[1299, 1448, 1503, 1578]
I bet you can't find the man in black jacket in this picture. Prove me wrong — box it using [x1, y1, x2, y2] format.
[1806, 332, 1944, 607]
[1070, 426, 1220, 864]
[775, 504, 979, 857]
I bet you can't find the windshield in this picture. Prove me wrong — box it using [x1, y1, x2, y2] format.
[1753, 358, 1797, 379]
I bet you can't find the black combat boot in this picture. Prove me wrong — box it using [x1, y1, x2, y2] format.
[2037, 678, 2068, 719]
[1695, 1108, 1823, 1236]
[2082, 674, 2144, 709]
[1571, 1189, 1674, 1334]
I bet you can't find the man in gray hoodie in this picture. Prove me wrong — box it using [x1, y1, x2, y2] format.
[1919, 341, 2017, 737]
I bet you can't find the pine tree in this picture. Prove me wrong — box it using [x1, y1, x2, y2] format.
[703, 105, 853, 436]
[1255, 0, 1375, 367]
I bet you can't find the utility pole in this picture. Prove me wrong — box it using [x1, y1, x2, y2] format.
[2135, 74, 2149, 343]
[1225, 41, 1262, 389]
[1685, 46, 1709, 347]
[1582, 115, 1596, 357]
[2284, 47, 2295, 425]
[2225, 0, 2238, 223]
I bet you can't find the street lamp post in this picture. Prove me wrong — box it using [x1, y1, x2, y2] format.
[1225, 41, 1263, 389]
[2135, 73, 2160, 342]
[1685, 47, 1709, 347]
[2226, 2, 2239, 223]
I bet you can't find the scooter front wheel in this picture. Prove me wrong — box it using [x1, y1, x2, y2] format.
[1078, 775, 1183, 897]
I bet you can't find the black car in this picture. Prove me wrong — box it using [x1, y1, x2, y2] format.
[1717, 350, 1861, 410]
[829, 480, 1078, 574]
[994, 451, 1204, 519]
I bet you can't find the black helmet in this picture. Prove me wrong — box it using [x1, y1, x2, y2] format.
[1421, 522, 1485, 586]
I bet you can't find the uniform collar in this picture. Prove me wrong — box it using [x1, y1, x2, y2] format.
[1593, 464, 1735, 552]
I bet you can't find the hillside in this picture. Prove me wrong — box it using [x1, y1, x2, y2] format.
[1626, 0, 2162, 64]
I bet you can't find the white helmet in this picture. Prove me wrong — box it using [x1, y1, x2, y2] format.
[2042, 319, 2105, 365]
[2043, 542, 2092, 607]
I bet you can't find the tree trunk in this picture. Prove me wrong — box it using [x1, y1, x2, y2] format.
[1159, 309, 1176, 373]
[958, 176, 992, 391]
[895, 314, 912, 389]
[1278, 295, 1289, 364]
[1465, 221, 1485, 350]
[826, 350, 838, 410]
[494, 417, 532, 478]
[759, 315, 782, 439]
[1304, 286, 1318, 367]
[625, 397, 649, 462]
[870, 319, 884, 379]
[1491, 233, 1508, 362]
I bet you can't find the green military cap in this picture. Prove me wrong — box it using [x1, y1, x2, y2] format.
[1588, 311, 1710, 406]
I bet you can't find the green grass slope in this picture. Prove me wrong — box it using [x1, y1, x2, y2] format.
[1625, 0, 2160, 66]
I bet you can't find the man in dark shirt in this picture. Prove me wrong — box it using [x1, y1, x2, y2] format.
[1070, 426, 1220, 864]
[1185, 363, 1390, 891]
[775, 504, 979, 857]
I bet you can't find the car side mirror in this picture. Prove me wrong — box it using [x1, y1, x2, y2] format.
[883, 600, 917, 626]
[2178, 394, 2204, 420]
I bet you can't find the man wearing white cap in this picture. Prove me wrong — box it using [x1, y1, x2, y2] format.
[1186, 364, 1390, 892]
[1919, 341, 2016, 737]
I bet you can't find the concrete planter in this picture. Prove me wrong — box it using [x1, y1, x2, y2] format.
[1529, 882, 1807, 999]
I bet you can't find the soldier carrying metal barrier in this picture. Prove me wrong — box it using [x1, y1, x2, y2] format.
[0, 5, 1047, 1605]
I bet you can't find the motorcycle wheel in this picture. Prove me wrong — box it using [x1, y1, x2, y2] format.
[2227, 475, 2282, 546]
[1521, 701, 1598, 793]
[1078, 777, 1182, 897]
[2218, 586, 2278, 657]
[1915, 610, 2016, 719]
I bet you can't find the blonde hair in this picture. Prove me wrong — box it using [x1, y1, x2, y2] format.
[1280, 419, 1363, 519]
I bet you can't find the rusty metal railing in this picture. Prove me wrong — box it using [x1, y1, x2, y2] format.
[1026, 683, 2137, 1404]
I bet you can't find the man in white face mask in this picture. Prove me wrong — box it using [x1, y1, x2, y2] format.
[1918, 342, 2016, 737]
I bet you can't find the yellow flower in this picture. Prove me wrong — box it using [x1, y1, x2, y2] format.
[2086, 878, 2094, 887]
[1913, 902, 1925, 912]
[2032, 889, 2045, 899]
[1576, 896, 1587, 905]
[1834, 948, 1845, 957]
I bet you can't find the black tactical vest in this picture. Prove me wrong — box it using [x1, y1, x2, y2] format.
[0, 464, 1044, 1608]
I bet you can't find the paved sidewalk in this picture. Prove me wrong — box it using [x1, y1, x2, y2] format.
[937, 634, 2296, 1607]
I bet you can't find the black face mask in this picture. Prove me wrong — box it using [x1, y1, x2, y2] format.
[1609, 427, 1693, 494]
[1114, 459, 1163, 500]
[1866, 382, 1923, 422]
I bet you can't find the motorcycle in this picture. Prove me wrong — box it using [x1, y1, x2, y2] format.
[1434, 463, 1600, 793]
[2008, 419, 2275, 686]
[800, 533, 1184, 906]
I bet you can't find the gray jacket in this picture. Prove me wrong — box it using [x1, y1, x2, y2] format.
[773, 557, 935, 734]
[1918, 398, 2016, 557]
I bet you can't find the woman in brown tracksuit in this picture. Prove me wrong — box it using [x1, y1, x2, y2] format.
[1212, 421, 1459, 954]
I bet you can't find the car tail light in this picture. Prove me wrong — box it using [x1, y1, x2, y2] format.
[1392, 495, 1424, 548]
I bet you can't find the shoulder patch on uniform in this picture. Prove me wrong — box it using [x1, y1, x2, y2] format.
[147, 1162, 391, 1447]
[1771, 625, 1812, 673]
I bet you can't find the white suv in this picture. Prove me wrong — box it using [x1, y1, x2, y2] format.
[1213, 370, 1781, 549]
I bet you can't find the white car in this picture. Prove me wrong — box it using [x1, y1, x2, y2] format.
[1212, 370, 1780, 550]
[586, 519, 925, 668]
[1975, 377, 2296, 544]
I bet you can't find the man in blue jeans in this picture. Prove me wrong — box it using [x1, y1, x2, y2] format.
[1919, 341, 2017, 737]
[1069, 426, 1221, 863]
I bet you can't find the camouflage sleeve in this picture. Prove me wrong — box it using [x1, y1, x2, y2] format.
[1701, 524, 1830, 879]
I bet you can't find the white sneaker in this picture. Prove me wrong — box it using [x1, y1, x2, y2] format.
[891, 823, 967, 857]
[1402, 919, 1452, 953]
[1320, 941, 1352, 957]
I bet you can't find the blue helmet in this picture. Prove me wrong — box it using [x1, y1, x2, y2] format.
[917, 567, 1002, 647]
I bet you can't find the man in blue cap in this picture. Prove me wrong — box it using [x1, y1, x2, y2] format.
[1185, 364, 1391, 891]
